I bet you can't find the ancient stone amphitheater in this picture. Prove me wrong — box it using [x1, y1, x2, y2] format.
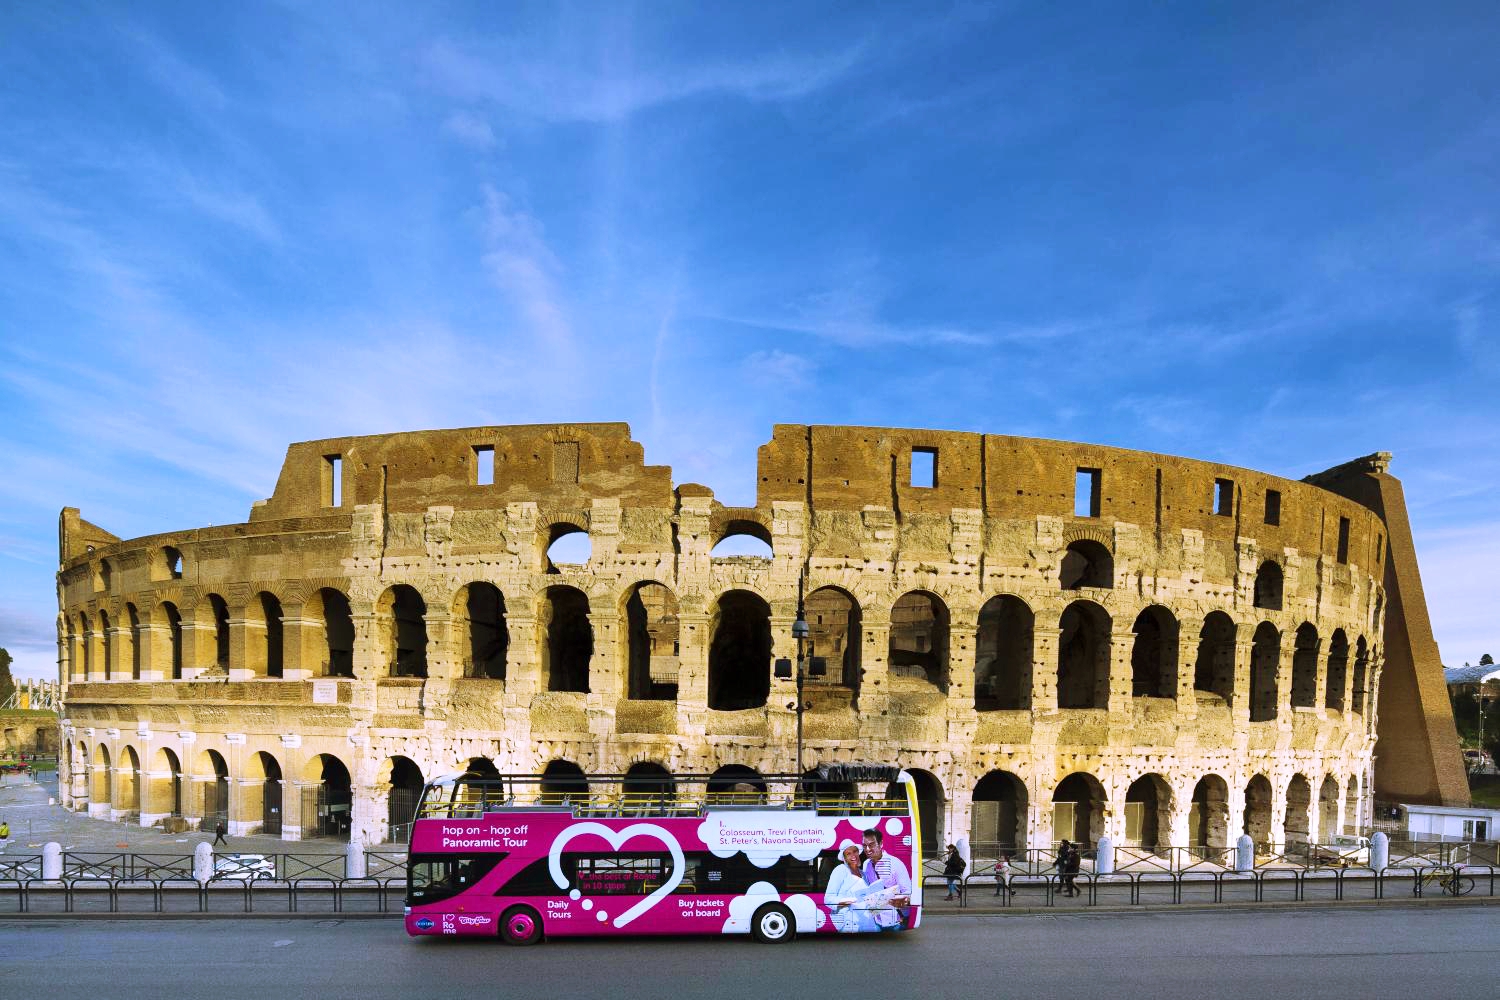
[56, 424, 1466, 851]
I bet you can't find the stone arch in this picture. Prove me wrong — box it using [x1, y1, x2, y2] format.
[710, 518, 773, 558]
[1130, 605, 1178, 699]
[206, 594, 230, 669]
[464, 756, 501, 779]
[1190, 774, 1230, 851]
[1052, 772, 1107, 847]
[1058, 600, 1110, 710]
[195, 749, 229, 831]
[301, 753, 353, 840]
[1060, 539, 1113, 590]
[65, 616, 79, 680]
[1285, 772, 1313, 847]
[1344, 776, 1362, 833]
[79, 611, 92, 678]
[1249, 622, 1279, 722]
[895, 767, 945, 858]
[1351, 636, 1369, 715]
[245, 750, 284, 836]
[539, 759, 588, 804]
[542, 585, 592, 692]
[116, 744, 142, 819]
[1325, 629, 1349, 711]
[806, 586, 862, 696]
[975, 595, 1033, 711]
[889, 591, 949, 692]
[623, 761, 675, 811]
[305, 588, 355, 678]
[150, 746, 184, 821]
[707, 764, 767, 804]
[1193, 610, 1236, 702]
[91, 743, 111, 805]
[544, 522, 592, 570]
[454, 582, 508, 680]
[126, 603, 143, 680]
[1243, 774, 1274, 849]
[160, 601, 183, 680]
[971, 770, 1028, 853]
[623, 581, 679, 700]
[1290, 623, 1318, 708]
[1254, 560, 1283, 611]
[99, 608, 113, 680]
[384, 756, 424, 843]
[250, 591, 285, 679]
[378, 585, 429, 678]
[1319, 774, 1340, 842]
[708, 590, 772, 711]
[1124, 773, 1173, 850]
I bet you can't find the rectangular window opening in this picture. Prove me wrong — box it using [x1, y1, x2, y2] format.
[1337, 516, 1351, 564]
[1213, 478, 1234, 516]
[1264, 489, 1281, 526]
[1075, 468, 1101, 518]
[323, 455, 342, 507]
[1375, 534, 1383, 564]
[910, 447, 937, 488]
[473, 445, 494, 486]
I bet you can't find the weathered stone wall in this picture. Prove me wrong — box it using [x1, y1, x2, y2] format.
[52, 423, 1456, 846]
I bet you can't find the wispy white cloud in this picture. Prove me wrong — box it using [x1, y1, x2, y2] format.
[742, 349, 815, 390]
[478, 184, 575, 356]
[442, 109, 498, 149]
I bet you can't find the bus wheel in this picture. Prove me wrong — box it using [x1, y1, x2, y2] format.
[751, 903, 795, 944]
[501, 905, 543, 946]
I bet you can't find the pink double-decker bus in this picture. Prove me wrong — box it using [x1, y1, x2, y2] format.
[404, 764, 922, 944]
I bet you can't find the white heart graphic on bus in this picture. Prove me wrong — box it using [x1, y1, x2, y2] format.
[547, 822, 685, 928]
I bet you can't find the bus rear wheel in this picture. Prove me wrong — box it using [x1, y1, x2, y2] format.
[501, 905, 543, 946]
[751, 903, 795, 944]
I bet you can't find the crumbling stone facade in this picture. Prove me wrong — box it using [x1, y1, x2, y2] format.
[54, 424, 1464, 849]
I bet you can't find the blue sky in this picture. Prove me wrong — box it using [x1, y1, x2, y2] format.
[1, 2, 1497, 681]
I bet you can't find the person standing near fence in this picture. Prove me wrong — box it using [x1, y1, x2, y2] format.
[1062, 841, 1081, 897]
[942, 844, 966, 900]
[993, 853, 1011, 898]
[1057, 840, 1077, 897]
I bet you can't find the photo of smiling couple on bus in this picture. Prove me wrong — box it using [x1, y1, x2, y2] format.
[822, 829, 912, 933]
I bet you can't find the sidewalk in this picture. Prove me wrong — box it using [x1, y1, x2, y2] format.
[0, 772, 400, 856]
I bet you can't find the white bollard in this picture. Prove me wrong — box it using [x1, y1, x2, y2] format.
[1235, 834, 1255, 873]
[194, 841, 214, 884]
[1370, 831, 1388, 872]
[1095, 835, 1115, 875]
[345, 837, 366, 879]
[42, 842, 62, 880]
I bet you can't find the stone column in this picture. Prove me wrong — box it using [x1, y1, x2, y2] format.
[858, 614, 891, 739]
[227, 612, 264, 682]
[178, 619, 215, 680]
[1231, 628, 1255, 727]
[947, 622, 977, 715]
[1311, 636, 1329, 719]
[284, 779, 315, 841]
[1031, 626, 1061, 714]
[106, 623, 131, 680]
[674, 609, 710, 711]
[1175, 633, 1199, 717]
[587, 609, 622, 704]
[1276, 641, 1295, 729]
[140, 768, 173, 827]
[1166, 784, 1193, 847]
[1106, 633, 1134, 715]
[138, 621, 168, 681]
[281, 610, 321, 681]
[87, 625, 106, 682]
[1269, 779, 1289, 854]
[503, 613, 542, 702]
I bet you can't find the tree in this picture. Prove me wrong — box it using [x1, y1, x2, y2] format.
[1482, 653, 1495, 666]
[0, 647, 13, 707]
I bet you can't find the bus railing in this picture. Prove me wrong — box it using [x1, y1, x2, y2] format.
[418, 793, 913, 820]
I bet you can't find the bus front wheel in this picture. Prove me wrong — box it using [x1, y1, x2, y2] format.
[751, 903, 795, 944]
[501, 905, 543, 946]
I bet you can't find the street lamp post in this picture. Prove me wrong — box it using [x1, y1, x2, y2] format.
[776, 577, 825, 777]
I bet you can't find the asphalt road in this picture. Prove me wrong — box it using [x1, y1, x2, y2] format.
[2, 905, 1494, 1000]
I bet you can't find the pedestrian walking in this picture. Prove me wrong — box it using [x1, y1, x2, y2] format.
[212, 819, 228, 847]
[992, 853, 1011, 898]
[942, 844, 966, 900]
[1062, 841, 1081, 897]
[1057, 839, 1076, 897]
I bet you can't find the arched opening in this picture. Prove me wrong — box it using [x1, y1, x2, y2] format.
[1060, 540, 1113, 589]
[1130, 606, 1178, 699]
[1319, 775, 1340, 843]
[542, 585, 592, 692]
[79, 612, 92, 678]
[163, 545, 183, 579]
[197, 749, 228, 832]
[1285, 773, 1312, 847]
[383, 585, 429, 678]
[975, 595, 1033, 711]
[1190, 775, 1230, 851]
[706, 764, 767, 804]
[798, 768, 857, 808]
[117, 745, 141, 819]
[301, 754, 352, 840]
[1290, 623, 1318, 708]
[625, 582, 679, 700]
[1243, 774, 1273, 849]
[1193, 611, 1235, 703]
[545, 524, 592, 571]
[99, 609, 113, 680]
[464, 756, 501, 779]
[153, 746, 183, 821]
[1124, 774, 1172, 851]
[971, 770, 1028, 854]
[127, 604, 142, 680]
[1249, 622, 1279, 722]
[247, 751, 283, 836]
[314, 588, 355, 678]
[259, 592, 285, 679]
[623, 762, 675, 812]
[208, 594, 230, 669]
[889, 591, 949, 692]
[539, 759, 589, 805]
[163, 602, 183, 680]
[385, 757, 424, 843]
[1351, 637, 1369, 715]
[708, 590, 772, 711]
[90, 743, 111, 805]
[711, 522, 773, 559]
[888, 768, 944, 858]
[1052, 772, 1106, 847]
[806, 586, 862, 696]
[1253, 561, 1283, 611]
[1058, 601, 1111, 710]
[1325, 629, 1349, 711]
[459, 583, 508, 680]
[66, 619, 78, 681]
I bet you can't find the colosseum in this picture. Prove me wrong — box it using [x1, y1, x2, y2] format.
[55, 423, 1467, 855]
